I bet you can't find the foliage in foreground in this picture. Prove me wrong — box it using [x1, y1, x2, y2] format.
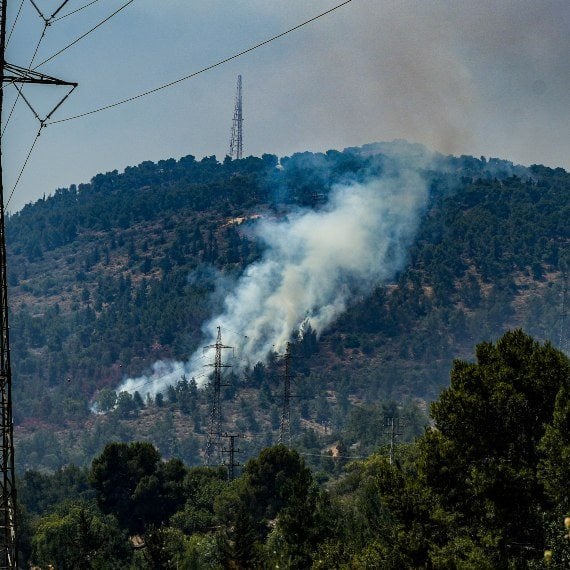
[18, 331, 570, 568]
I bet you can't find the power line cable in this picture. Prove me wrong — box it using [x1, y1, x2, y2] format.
[6, 126, 43, 208]
[117, 370, 208, 396]
[47, 0, 354, 125]
[113, 353, 210, 394]
[219, 325, 248, 339]
[33, 0, 136, 69]
[298, 451, 370, 460]
[2, 24, 47, 136]
[6, 0, 25, 47]
[52, 0, 102, 23]
[48, 0, 73, 21]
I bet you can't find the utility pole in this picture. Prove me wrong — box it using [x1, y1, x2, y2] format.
[278, 342, 293, 447]
[228, 74, 243, 160]
[204, 327, 232, 465]
[384, 415, 404, 465]
[0, 3, 76, 566]
[221, 432, 242, 482]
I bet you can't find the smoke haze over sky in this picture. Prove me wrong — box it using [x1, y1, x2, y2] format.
[4, 0, 569, 212]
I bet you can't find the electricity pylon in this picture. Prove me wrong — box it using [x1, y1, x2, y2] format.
[384, 415, 404, 465]
[221, 432, 242, 481]
[0, 2, 76, 566]
[204, 327, 232, 465]
[228, 75, 243, 160]
[278, 343, 293, 447]
[559, 272, 568, 353]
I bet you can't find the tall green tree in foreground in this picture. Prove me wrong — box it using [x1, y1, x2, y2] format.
[89, 441, 186, 534]
[421, 330, 569, 567]
[323, 330, 570, 568]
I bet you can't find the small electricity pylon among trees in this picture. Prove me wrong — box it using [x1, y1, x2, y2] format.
[559, 271, 568, 353]
[221, 432, 243, 482]
[278, 342, 294, 447]
[204, 327, 232, 465]
[384, 415, 404, 465]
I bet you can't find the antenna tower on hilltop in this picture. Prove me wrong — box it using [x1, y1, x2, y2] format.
[204, 327, 232, 465]
[0, 2, 77, 566]
[228, 75, 243, 160]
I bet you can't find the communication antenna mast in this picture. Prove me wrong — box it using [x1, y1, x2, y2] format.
[0, 3, 77, 566]
[228, 74, 243, 160]
[204, 327, 232, 465]
[278, 343, 293, 447]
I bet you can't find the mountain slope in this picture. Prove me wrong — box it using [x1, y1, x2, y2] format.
[6, 142, 569, 470]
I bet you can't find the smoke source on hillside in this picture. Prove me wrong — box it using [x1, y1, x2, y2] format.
[118, 168, 428, 398]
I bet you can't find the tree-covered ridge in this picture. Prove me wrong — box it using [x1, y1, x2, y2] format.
[18, 332, 570, 569]
[5, 143, 569, 472]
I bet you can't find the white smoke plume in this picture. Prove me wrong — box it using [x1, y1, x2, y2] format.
[117, 168, 428, 398]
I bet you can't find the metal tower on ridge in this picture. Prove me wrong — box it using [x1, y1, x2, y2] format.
[0, 2, 76, 566]
[228, 75, 243, 160]
[204, 327, 232, 465]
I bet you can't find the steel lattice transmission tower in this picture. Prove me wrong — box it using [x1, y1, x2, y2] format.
[560, 272, 568, 353]
[384, 416, 404, 465]
[228, 74, 243, 160]
[204, 327, 232, 465]
[278, 343, 293, 447]
[0, 2, 76, 566]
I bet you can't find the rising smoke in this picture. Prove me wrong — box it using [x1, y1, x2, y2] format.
[117, 167, 428, 398]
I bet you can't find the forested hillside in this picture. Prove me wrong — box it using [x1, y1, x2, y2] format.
[18, 332, 570, 568]
[6, 141, 569, 471]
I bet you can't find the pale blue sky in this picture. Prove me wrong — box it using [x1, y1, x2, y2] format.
[4, 0, 569, 212]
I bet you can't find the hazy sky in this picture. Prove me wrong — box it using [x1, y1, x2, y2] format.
[3, 0, 569, 212]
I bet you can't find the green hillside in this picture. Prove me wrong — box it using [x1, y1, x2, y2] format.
[6, 142, 569, 471]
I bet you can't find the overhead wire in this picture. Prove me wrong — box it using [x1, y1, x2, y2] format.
[298, 451, 370, 460]
[47, 0, 354, 125]
[47, 0, 73, 21]
[6, 0, 25, 47]
[6, 126, 43, 208]
[112, 352, 211, 394]
[52, 0, 102, 23]
[123, 369, 208, 396]
[33, 0, 136, 69]
[4, 0, 132, 207]
[219, 325, 248, 339]
[2, 22, 48, 136]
